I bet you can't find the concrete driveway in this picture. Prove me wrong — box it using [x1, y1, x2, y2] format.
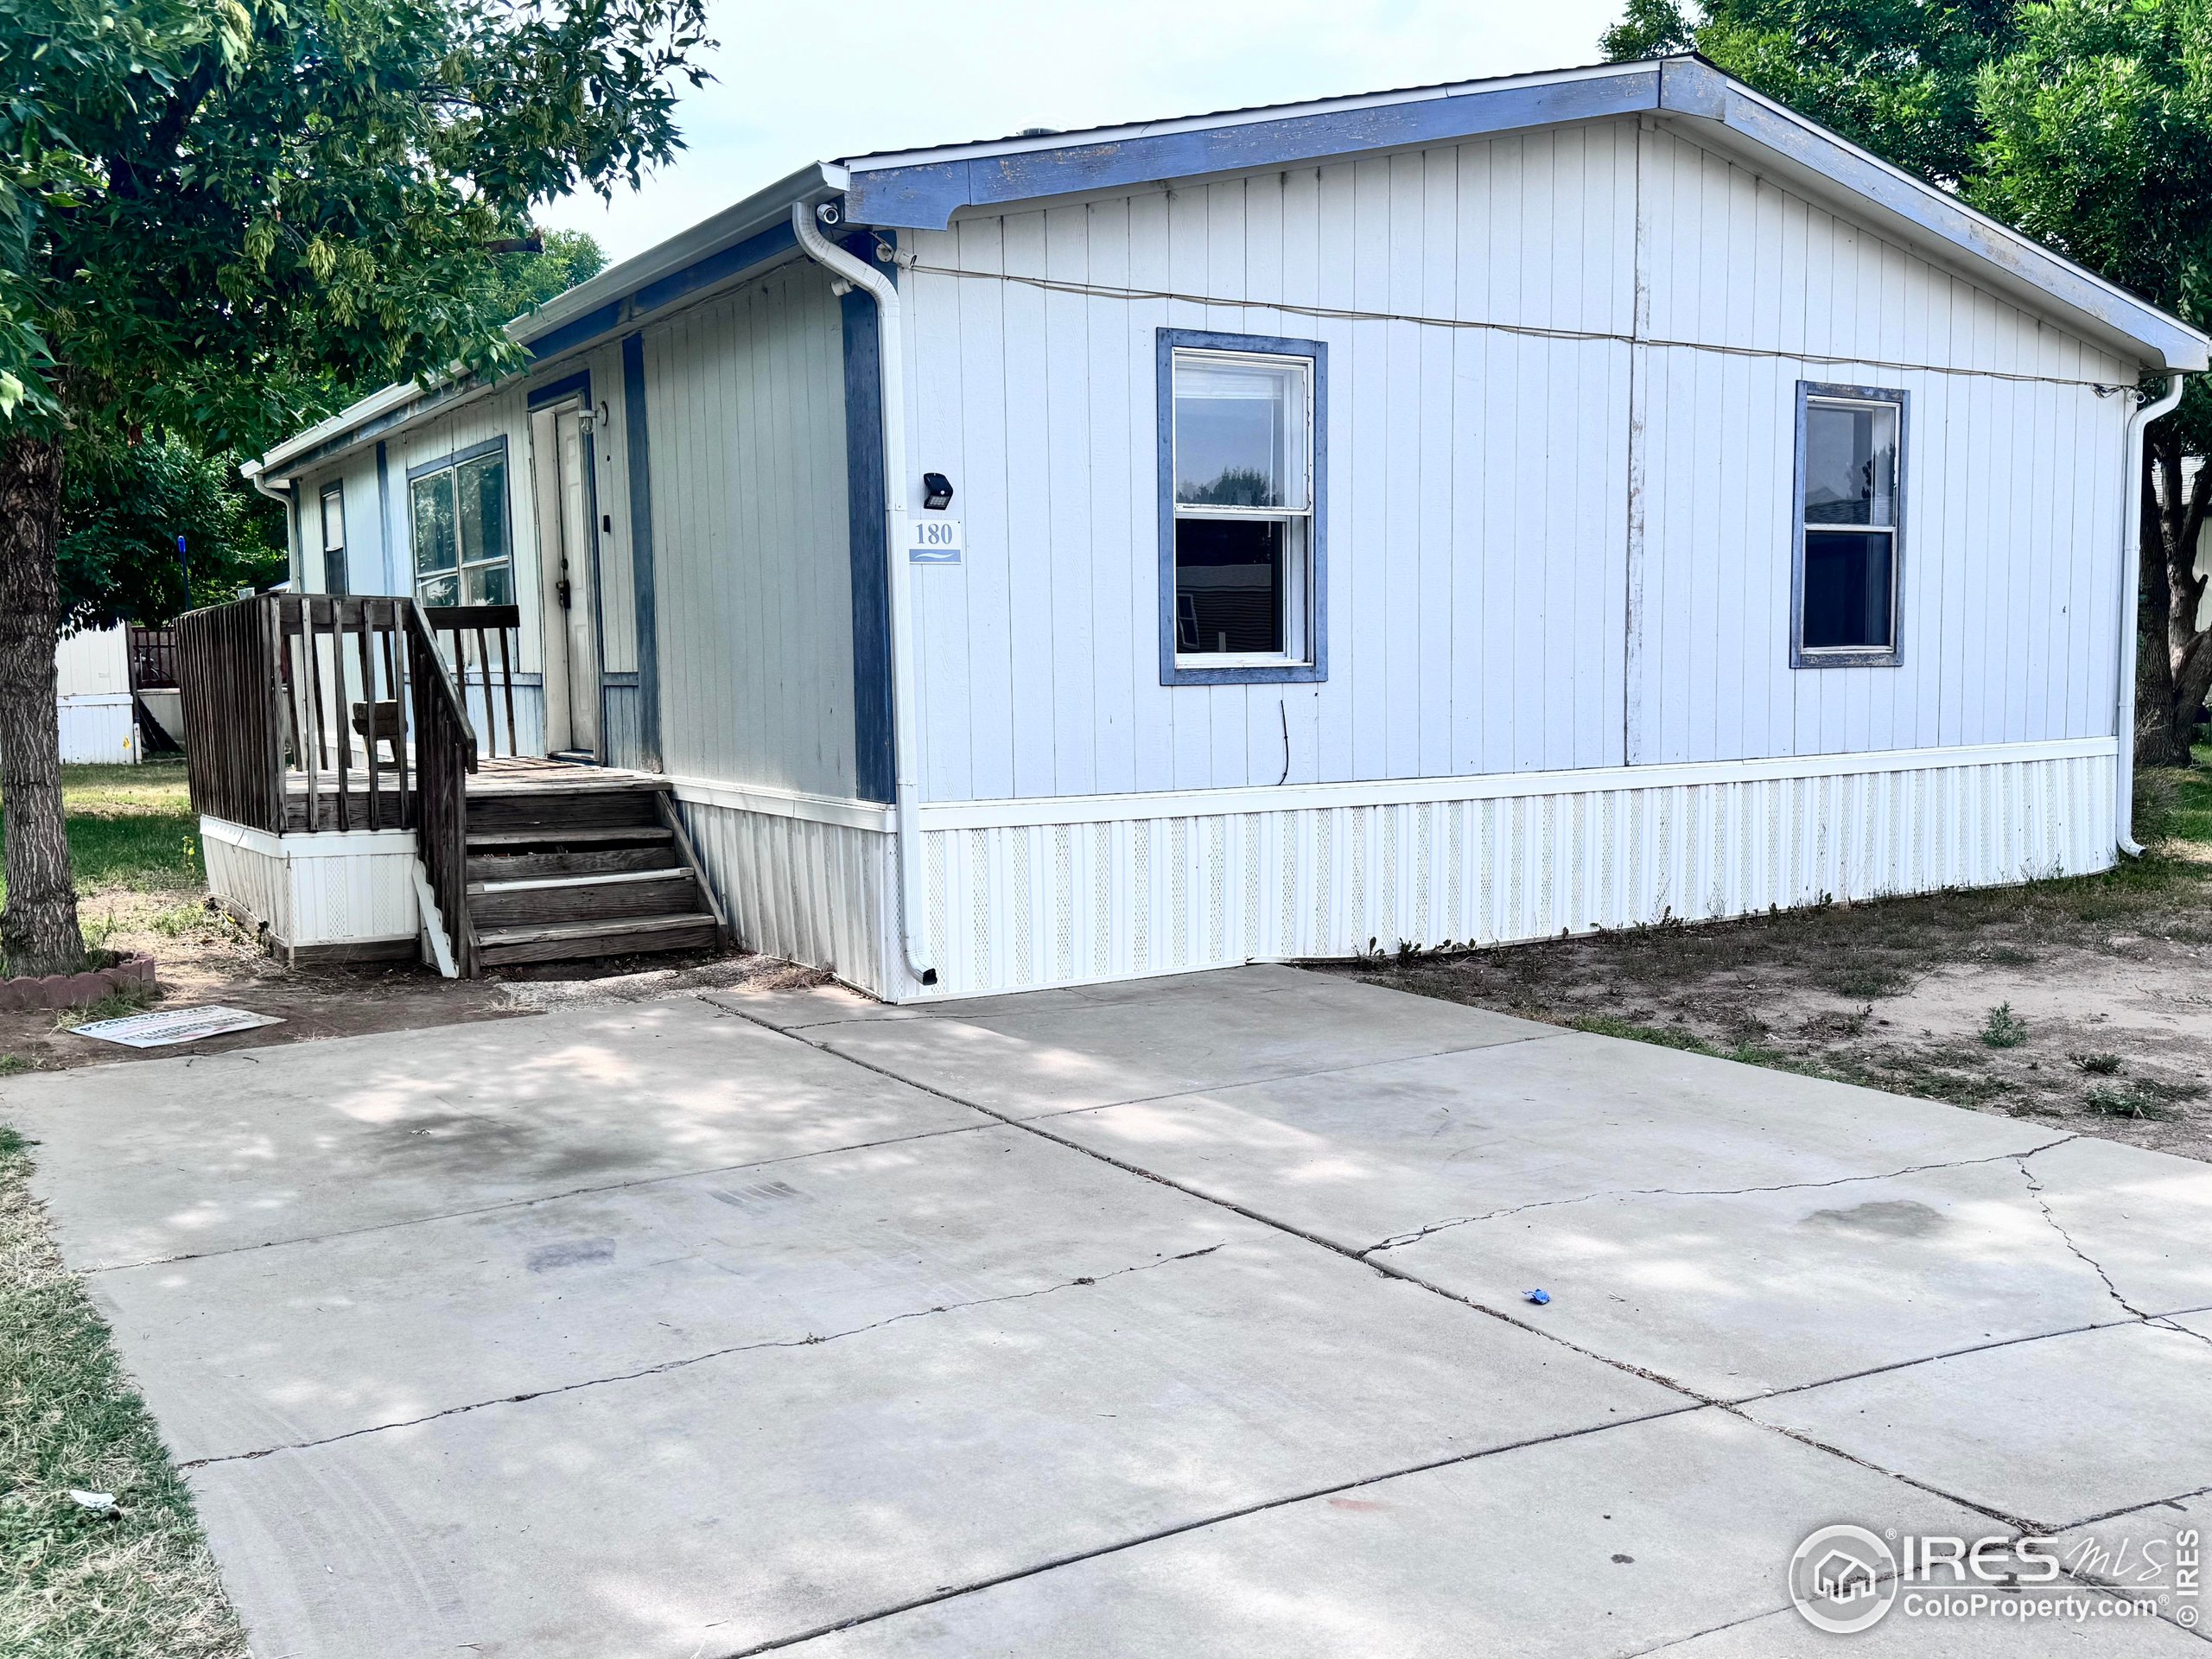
[10, 964, 2211, 1656]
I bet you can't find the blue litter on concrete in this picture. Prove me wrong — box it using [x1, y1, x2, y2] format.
[1522, 1289, 1551, 1305]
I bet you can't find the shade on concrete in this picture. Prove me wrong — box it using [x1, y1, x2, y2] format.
[9, 965, 2208, 1657]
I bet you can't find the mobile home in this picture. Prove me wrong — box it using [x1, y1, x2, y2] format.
[218, 55, 2208, 995]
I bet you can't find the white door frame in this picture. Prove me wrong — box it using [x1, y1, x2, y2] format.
[526, 399, 602, 756]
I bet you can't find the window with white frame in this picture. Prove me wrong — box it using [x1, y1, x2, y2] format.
[1795, 384, 1905, 664]
[410, 441, 513, 607]
[1160, 331, 1325, 683]
[319, 484, 349, 596]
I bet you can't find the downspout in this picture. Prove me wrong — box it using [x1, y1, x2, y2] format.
[2116, 372, 2188, 855]
[792, 200, 938, 987]
[241, 460, 298, 589]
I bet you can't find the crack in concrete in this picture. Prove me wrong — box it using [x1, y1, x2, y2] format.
[708, 1400, 1707, 1659]
[177, 1243, 1227, 1472]
[2011, 1151, 2212, 1358]
[1364, 1135, 2081, 1254]
[694, 998, 2208, 1653]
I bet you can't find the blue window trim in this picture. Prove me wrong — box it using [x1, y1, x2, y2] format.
[1789, 379, 1908, 670]
[404, 434, 506, 484]
[402, 435, 513, 603]
[317, 480, 350, 597]
[375, 441, 397, 594]
[1157, 327, 1328, 687]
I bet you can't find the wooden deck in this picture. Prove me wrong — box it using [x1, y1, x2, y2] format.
[279, 757, 665, 832]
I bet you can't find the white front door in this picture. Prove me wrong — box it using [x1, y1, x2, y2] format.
[533, 403, 601, 755]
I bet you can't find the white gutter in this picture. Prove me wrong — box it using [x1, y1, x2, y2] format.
[790, 201, 938, 988]
[2117, 373, 2188, 855]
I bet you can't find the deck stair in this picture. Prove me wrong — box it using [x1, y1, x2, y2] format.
[461, 775, 726, 968]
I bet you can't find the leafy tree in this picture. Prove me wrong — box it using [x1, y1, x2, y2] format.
[1603, 0, 2211, 767]
[1970, 0, 2212, 764]
[60, 435, 287, 630]
[0, 0, 709, 974]
[54, 232, 599, 638]
[1600, 0, 2016, 183]
[487, 228, 611, 327]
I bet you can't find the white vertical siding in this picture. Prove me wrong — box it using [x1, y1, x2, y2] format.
[902, 121, 1642, 806]
[1630, 124, 2130, 765]
[900, 116, 2133, 808]
[385, 385, 550, 677]
[641, 262, 856, 795]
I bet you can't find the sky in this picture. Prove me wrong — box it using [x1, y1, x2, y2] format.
[540, 0, 1630, 264]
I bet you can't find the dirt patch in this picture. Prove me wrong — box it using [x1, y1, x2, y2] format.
[1324, 823, 2212, 1164]
[0, 889, 812, 1073]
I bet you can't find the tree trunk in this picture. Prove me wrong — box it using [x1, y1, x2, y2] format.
[0, 434, 86, 976]
[2135, 429, 2212, 770]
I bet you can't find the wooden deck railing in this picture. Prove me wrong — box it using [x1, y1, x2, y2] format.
[128, 625, 178, 690]
[175, 593, 521, 835]
[402, 602, 480, 976]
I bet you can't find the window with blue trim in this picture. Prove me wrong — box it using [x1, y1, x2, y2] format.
[409, 440, 514, 607]
[1159, 330, 1325, 684]
[1793, 382, 1905, 666]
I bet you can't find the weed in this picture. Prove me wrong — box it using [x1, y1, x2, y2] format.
[1980, 1003, 2029, 1048]
[1982, 944, 2038, 966]
[53, 987, 155, 1032]
[1568, 1014, 1712, 1054]
[2082, 1083, 2179, 1121]
[2069, 1052, 2125, 1076]
[1818, 959, 1915, 1000]
[0, 1053, 29, 1076]
[2135, 1076, 2209, 1106]
[148, 902, 213, 938]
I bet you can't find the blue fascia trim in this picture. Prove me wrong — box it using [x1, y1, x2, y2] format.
[1156, 327, 1329, 688]
[525, 302, 625, 365]
[1700, 73, 2206, 372]
[840, 238, 897, 805]
[1789, 379, 1909, 671]
[375, 441, 397, 594]
[404, 434, 505, 484]
[527, 369, 593, 410]
[849, 70, 1659, 231]
[522, 226, 802, 367]
[632, 221, 799, 318]
[620, 332, 663, 770]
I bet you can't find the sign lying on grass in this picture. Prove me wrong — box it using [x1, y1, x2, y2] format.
[73, 1006, 284, 1048]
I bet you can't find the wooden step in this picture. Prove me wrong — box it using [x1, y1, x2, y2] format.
[465, 825, 674, 850]
[467, 785, 666, 832]
[468, 867, 705, 928]
[475, 912, 721, 967]
[467, 844, 680, 882]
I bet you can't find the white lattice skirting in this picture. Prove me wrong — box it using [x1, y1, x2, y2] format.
[675, 740, 2118, 1003]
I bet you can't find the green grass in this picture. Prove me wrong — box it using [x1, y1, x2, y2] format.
[2164, 744, 2212, 846]
[0, 1125, 245, 1656]
[0, 762, 200, 903]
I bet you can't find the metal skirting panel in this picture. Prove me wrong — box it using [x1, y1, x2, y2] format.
[57, 694, 137, 765]
[874, 748, 2115, 1001]
[675, 798, 893, 994]
[200, 817, 420, 950]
